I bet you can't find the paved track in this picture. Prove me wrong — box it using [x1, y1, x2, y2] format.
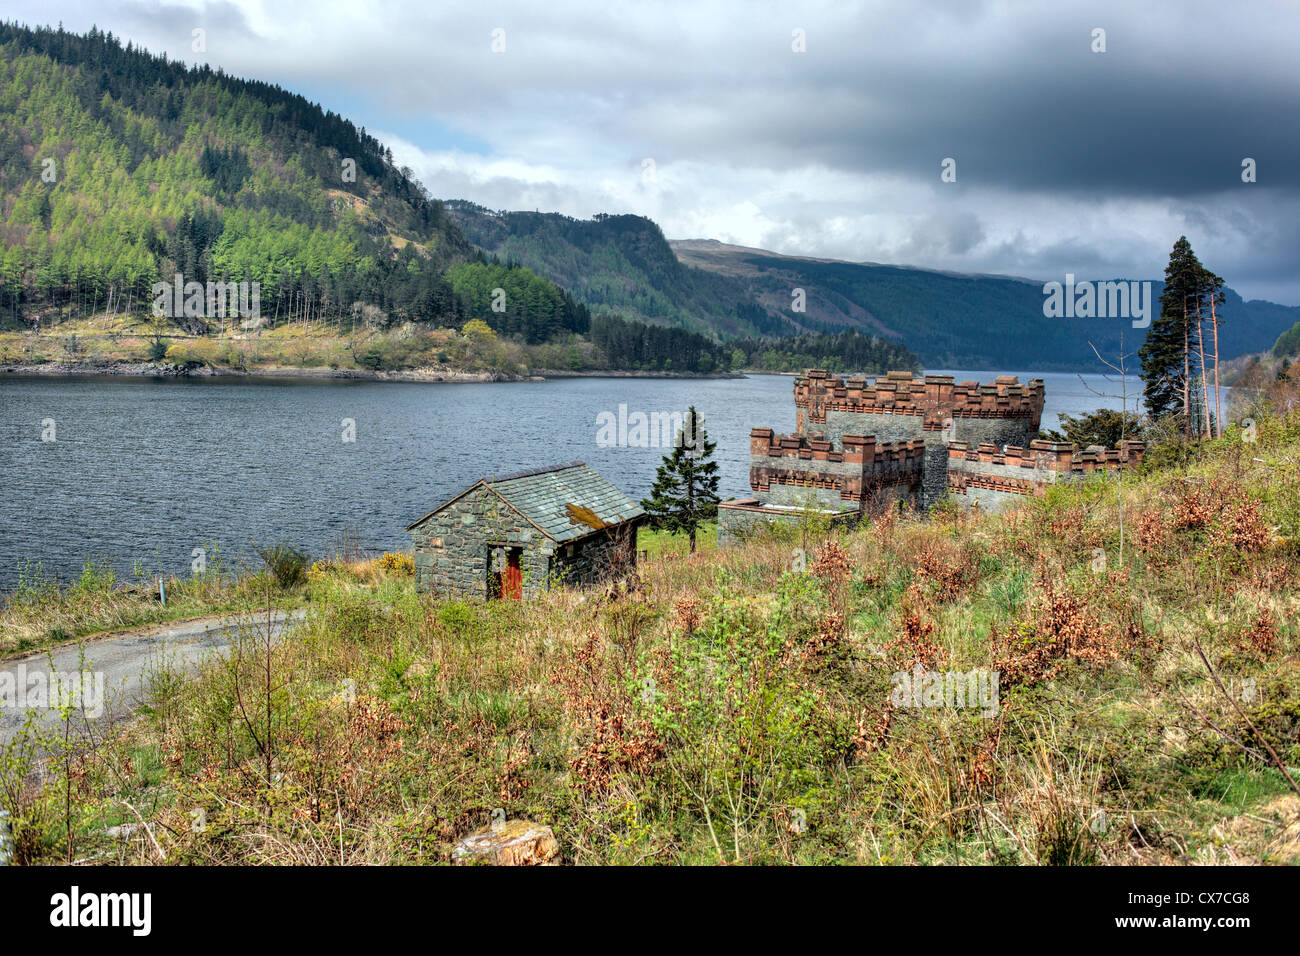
[0, 609, 306, 746]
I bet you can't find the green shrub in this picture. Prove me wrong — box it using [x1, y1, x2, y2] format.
[254, 542, 308, 588]
[73, 558, 116, 594]
[13, 560, 58, 605]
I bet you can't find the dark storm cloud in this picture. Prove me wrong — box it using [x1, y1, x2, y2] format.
[609, 2, 1300, 197]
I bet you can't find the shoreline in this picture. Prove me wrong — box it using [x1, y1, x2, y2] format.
[0, 360, 746, 384]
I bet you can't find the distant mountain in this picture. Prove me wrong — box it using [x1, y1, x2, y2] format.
[673, 241, 1300, 371]
[0, 24, 893, 376]
[445, 198, 1300, 371]
[7, 24, 1291, 375]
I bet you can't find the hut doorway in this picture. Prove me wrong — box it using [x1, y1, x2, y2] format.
[490, 546, 524, 600]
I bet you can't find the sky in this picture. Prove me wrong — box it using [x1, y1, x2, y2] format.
[12, 0, 1300, 303]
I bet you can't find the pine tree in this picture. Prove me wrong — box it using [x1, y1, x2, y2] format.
[1140, 236, 1218, 428]
[640, 406, 720, 554]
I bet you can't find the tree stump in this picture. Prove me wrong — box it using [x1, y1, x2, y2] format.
[453, 820, 560, 866]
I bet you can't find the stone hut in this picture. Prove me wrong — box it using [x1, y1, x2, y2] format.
[406, 461, 645, 600]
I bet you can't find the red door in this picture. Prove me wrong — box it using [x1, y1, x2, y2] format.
[504, 549, 523, 600]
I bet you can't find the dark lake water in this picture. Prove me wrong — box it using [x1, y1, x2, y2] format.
[0, 369, 1143, 591]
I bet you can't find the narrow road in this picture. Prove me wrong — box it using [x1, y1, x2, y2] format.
[0, 609, 306, 747]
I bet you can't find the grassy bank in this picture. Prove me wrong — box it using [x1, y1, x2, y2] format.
[637, 521, 718, 558]
[0, 313, 539, 378]
[0, 313, 735, 380]
[0, 550, 415, 658]
[2, 415, 1298, 865]
[0, 561, 290, 658]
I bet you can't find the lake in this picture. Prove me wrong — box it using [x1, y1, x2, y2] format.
[0, 369, 1143, 590]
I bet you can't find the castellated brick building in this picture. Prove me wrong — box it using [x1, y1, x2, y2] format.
[718, 369, 1143, 545]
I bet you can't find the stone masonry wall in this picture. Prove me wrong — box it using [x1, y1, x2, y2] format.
[718, 369, 1087, 542]
[550, 525, 640, 587]
[411, 485, 555, 599]
[795, 370, 1045, 438]
[717, 499, 866, 547]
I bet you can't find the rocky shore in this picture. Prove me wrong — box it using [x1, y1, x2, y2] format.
[0, 359, 743, 383]
[0, 359, 531, 382]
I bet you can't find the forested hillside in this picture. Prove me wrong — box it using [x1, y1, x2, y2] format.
[1273, 321, 1300, 359]
[1217, 316, 1300, 391]
[445, 202, 792, 338]
[0, 24, 914, 376]
[445, 260, 590, 343]
[22, 22, 1287, 375]
[446, 200, 1300, 372]
[0, 23, 480, 330]
[728, 330, 919, 374]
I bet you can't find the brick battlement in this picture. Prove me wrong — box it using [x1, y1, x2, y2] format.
[720, 368, 1135, 541]
[946, 438, 1144, 498]
[750, 428, 925, 466]
[946, 471, 1044, 498]
[794, 369, 1045, 432]
[749, 428, 924, 506]
[946, 438, 1144, 474]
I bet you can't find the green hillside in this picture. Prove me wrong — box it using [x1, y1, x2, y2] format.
[7, 23, 1287, 375]
[0, 23, 610, 351]
[0, 23, 489, 331]
[445, 202, 791, 338]
[1273, 321, 1300, 358]
[0, 24, 913, 376]
[446, 197, 1300, 371]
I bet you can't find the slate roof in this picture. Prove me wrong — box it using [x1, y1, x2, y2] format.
[406, 462, 645, 542]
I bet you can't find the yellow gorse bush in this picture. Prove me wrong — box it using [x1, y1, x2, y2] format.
[379, 552, 414, 575]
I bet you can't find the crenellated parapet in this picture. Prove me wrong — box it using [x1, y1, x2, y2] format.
[794, 369, 1046, 433]
[946, 438, 1144, 499]
[749, 428, 925, 507]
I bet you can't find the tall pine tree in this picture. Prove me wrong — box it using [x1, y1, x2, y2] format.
[1139, 237, 1223, 430]
[640, 406, 720, 554]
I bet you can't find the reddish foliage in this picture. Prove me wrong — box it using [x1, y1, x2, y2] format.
[673, 595, 701, 634]
[853, 703, 893, 758]
[1227, 498, 1271, 553]
[1172, 477, 1228, 531]
[912, 536, 973, 599]
[807, 611, 845, 656]
[811, 540, 852, 581]
[554, 632, 663, 794]
[1242, 609, 1279, 658]
[1135, 509, 1172, 554]
[886, 585, 946, 670]
[991, 575, 1124, 688]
